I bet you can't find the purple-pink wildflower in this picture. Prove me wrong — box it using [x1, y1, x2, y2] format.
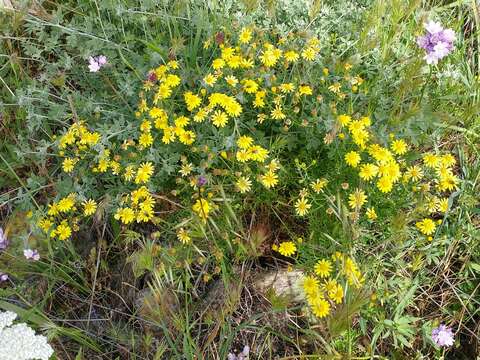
[0, 227, 8, 250]
[417, 21, 455, 65]
[432, 324, 454, 347]
[0, 273, 8, 282]
[88, 55, 108, 72]
[23, 249, 40, 261]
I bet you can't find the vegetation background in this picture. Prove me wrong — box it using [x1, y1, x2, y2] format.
[1, 0, 479, 359]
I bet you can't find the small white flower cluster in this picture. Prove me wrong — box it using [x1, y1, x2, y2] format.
[0, 311, 53, 360]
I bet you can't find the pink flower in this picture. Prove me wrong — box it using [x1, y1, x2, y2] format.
[88, 55, 108, 72]
[432, 324, 454, 347]
[97, 55, 107, 65]
[417, 21, 455, 65]
[23, 249, 40, 261]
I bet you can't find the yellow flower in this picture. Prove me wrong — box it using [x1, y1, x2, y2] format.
[203, 73, 217, 86]
[359, 163, 378, 181]
[236, 176, 252, 193]
[225, 75, 238, 87]
[62, 157, 77, 173]
[391, 139, 408, 155]
[279, 83, 295, 93]
[184, 91, 202, 111]
[167, 60, 179, 69]
[314, 259, 332, 278]
[221, 46, 235, 60]
[348, 188, 367, 209]
[124, 166, 135, 182]
[212, 58, 225, 70]
[55, 221, 72, 241]
[301, 47, 316, 61]
[337, 114, 351, 127]
[423, 153, 440, 168]
[83, 199, 97, 216]
[376, 176, 393, 193]
[242, 79, 259, 94]
[270, 106, 286, 120]
[260, 171, 278, 188]
[323, 278, 337, 294]
[311, 178, 328, 193]
[236, 150, 250, 162]
[259, 48, 279, 67]
[164, 74, 180, 87]
[298, 85, 313, 96]
[139, 132, 153, 148]
[253, 90, 266, 108]
[135, 162, 154, 184]
[58, 195, 76, 213]
[228, 55, 242, 69]
[114, 207, 136, 224]
[345, 151, 361, 167]
[284, 50, 299, 63]
[416, 218, 436, 235]
[177, 228, 191, 244]
[237, 135, 253, 149]
[343, 257, 364, 288]
[38, 218, 53, 233]
[247, 145, 269, 162]
[440, 154, 456, 167]
[211, 110, 229, 127]
[179, 130, 196, 145]
[405, 165, 424, 181]
[295, 197, 311, 216]
[328, 284, 344, 304]
[437, 172, 459, 192]
[303, 275, 319, 296]
[140, 120, 152, 133]
[192, 198, 210, 220]
[366, 207, 377, 220]
[310, 297, 330, 318]
[267, 159, 280, 172]
[239, 27, 252, 44]
[438, 198, 449, 213]
[179, 163, 193, 177]
[277, 241, 296, 257]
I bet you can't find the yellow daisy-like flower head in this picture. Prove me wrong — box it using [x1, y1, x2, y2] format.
[366, 207, 377, 220]
[314, 259, 332, 278]
[295, 196, 311, 216]
[359, 163, 379, 181]
[236, 176, 252, 193]
[377, 176, 393, 193]
[135, 162, 154, 184]
[83, 199, 97, 216]
[260, 171, 278, 188]
[303, 275, 319, 296]
[344, 151, 361, 167]
[177, 228, 191, 244]
[415, 218, 436, 235]
[310, 297, 330, 318]
[348, 188, 367, 209]
[328, 284, 344, 304]
[236, 135, 253, 150]
[277, 241, 296, 257]
[423, 153, 440, 168]
[55, 221, 72, 241]
[391, 139, 408, 155]
[211, 110, 229, 128]
[239, 27, 252, 44]
[62, 157, 77, 173]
